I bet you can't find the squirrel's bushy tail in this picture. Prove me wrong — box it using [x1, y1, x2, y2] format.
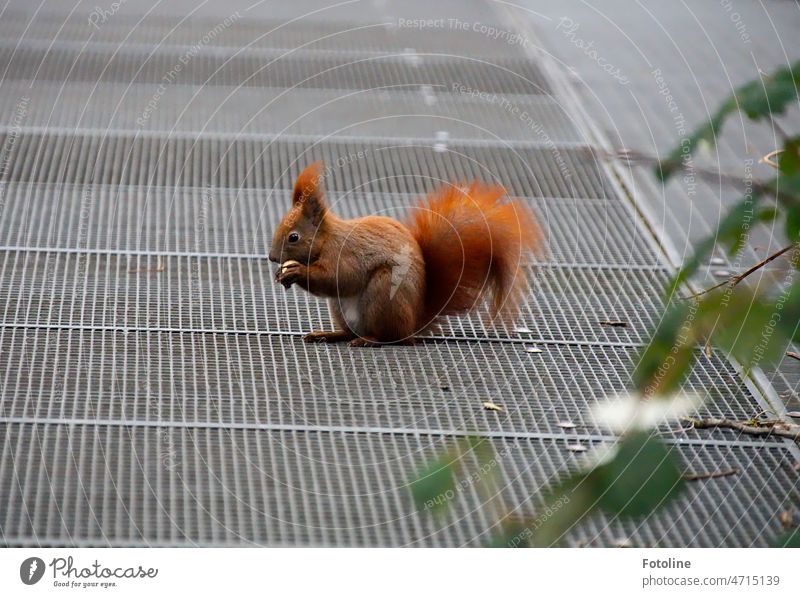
[406, 182, 542, 327]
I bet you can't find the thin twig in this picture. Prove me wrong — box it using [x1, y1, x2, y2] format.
[760, 149, 784, 169]
[786, 351, 800, 362]
[683, 243, 796, 300]
[683, 416, 800, 441]
[609, 148, 774, 194]
[682, 468, 739, 481]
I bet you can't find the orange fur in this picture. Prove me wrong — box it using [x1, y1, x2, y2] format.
[406, 182, 542, 326]
[270, 163, 542, 346]
[292, 161, 324, 204]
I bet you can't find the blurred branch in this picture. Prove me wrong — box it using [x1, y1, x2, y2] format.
[610, 148, 774, 193]
[683, 243, 796, 300]
[683, 416, 800, 441]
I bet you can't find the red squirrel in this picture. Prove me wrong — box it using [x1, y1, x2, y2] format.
[269, 162, 541, 347]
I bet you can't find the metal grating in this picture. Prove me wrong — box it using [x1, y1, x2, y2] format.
[0, 184, 656, 265]
[0, 327, 778, 442]
[0, 132, 610, 198]
[0, 81, 586, 143]
[0, 13, 534, 58]
[0, 45, 552, 95]
[0, 424, 795, 547]
[0, 0, 797, 549]
[0, 250, 669, 344]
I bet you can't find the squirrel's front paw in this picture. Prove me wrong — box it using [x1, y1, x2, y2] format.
[275, 261, 303, 288]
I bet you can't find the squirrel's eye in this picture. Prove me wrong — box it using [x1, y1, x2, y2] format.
[287, 232, 300, 244]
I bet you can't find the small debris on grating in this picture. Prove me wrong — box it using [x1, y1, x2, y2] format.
[128, 259, 165, 273]
[612, 537, 633, 548]
[786, 351, 800, 362]
[787, 411, 800, 419]
[566, 443, 587, 453]
[557, 421, 576, 429]
[483, 401, 504, 412]
[599, 320, 627, 327]
[439, 386, 450, 392]
[710, 257, 726, 266]
[778, 509, 796, 529]
[682, 468, 739, 481]
[514, 325, 533, 334]
[712, 270, 732, 278]
[524, 346, 542, 354]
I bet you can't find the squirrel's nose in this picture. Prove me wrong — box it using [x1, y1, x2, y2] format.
[268, 251, 280, 263]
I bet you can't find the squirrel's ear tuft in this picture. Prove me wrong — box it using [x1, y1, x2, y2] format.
[292, 162, 327, 224]
[292, 162, 324, 204]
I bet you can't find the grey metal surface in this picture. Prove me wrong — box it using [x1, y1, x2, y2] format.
[0, 131, 609, 198]
[1, 424, 795, 547]
[0, 45, 553, 95]
[0, 82, 587, 142]
[0, 327, 773, 442]
[0, 0, 797, 548]
[0, 185, 655, 265]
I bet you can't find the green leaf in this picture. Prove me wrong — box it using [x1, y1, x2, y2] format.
[682, 286, 791, 370]
[592, 433, 684, 518]
[779, 138, 800, 176]
[486, 518, 533, 548]
[782, 280, 800, 341]
[656, 61, 799, 182]
[773, 529, 800, 548]
[665, 236, 716, 298]
[665, 194, 765, 297]
[718, 194, 766, 254]
[768, 171, 800, 208]
[655, 106, 731, 182]
[527, 471, 600, 547]
[409, 454, 458, 513]
[785, 207, 800, 243]
[713, 301, 784, 369]
[737, 63, 800, 120]
[634, 302, 696, 396]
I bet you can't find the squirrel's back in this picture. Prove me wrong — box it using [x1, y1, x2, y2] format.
[406, 182, 541, 328]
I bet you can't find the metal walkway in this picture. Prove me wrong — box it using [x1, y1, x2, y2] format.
[0, 0, 797, 547]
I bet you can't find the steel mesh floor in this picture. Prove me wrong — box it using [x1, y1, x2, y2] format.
[0, 0, 798, 548]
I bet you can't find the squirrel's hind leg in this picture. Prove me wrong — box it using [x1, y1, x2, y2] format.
[304, 330, 355, 343]
[356, 266, 422, 345]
